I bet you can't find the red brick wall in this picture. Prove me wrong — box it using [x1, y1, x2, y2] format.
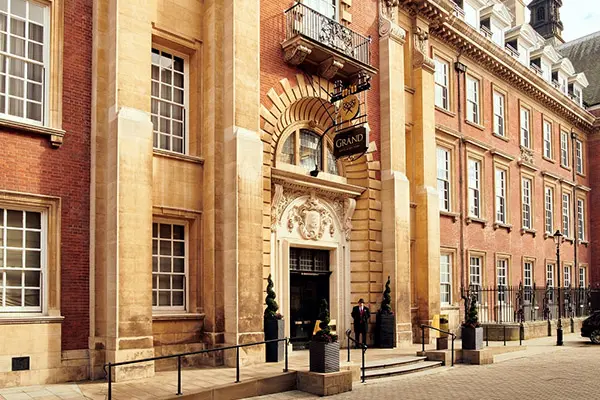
[589, 137, 600, 285]
[0, 0, 92, 351]
[260, 1, 380, 161]
[433, 38, 592, 292]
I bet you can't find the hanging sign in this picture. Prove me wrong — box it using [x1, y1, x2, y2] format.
[339, 94, 360, 122]
[333, 125, 368, 159]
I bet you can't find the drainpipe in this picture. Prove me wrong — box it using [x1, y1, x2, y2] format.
[455, 58, 467, 299]
[571, 128, 578, 328]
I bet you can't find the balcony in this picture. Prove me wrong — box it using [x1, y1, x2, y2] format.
[504, 43, 520, 59]
[282, 3, 376, 81]
[480, 24, 492, 39]
[529, 63, 543, 77]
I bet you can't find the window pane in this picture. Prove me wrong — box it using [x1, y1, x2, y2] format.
[24, 271, 39, 287]
[158, 292, 170, 306]
[7, 229, 22, 247]
[173, 258, 184, 273]
[5, 288, 21, 306]
[299, 130, 322, 172]
[173, 241, 184, 257]
[7, 210, 22, 227]
[173, 224, 184, 240]
[25, 231, 40, 248]
[25, 250, 39, 268]
[159, 257, 171, 272]
[278, 134, 294, 164]
[173, 291, 184, 306]
[6, 249, 22, 267]
[159, 275, 170, 289]
[173, 275, 184, 290]
[6, 270, 22, 286]
[25, 211, 40, 229]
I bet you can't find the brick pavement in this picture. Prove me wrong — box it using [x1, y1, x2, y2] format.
[253, 334, 600, 400]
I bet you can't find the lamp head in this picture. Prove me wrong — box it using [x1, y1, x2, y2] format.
[553, 230, 563, 244]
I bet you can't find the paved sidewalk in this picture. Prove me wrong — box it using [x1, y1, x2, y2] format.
[0, 333, 566, 400]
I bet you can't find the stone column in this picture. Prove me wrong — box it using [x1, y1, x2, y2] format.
[410, 17, 441, 341]
[379, 17, 413, 346]
[91, 0, 157, 380]
[221, 0, 264, 364]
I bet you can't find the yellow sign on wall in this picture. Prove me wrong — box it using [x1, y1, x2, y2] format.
[339, 94, 359, 122]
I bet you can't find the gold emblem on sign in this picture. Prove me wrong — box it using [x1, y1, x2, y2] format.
[339, 94, 359, 122]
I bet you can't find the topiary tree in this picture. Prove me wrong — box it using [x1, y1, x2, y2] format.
[463, 290, 480, 328]
[380, 276, 393, 315]
[312, 299, 338, 342]
[264, 274, 282, 320]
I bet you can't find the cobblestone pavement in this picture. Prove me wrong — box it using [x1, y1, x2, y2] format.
[254, 337, 600, 400]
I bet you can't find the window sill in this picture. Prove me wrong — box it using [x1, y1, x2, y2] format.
[465, 120, 485, 131]
[564, 237, 575, 244]
[542, 156, 555, 164]
[492, 133, 509, 142]
[440, 305, 460, 311]
[153, 149, 205, 164]
[560, 163, 571, 172]
[0, 315, 64, 325]
[579, 240, 589, 247]
[152, 312, 205, 322]
[435, 106, 456, 118]
[466, 216, 487, 226]
[0, 117, 65, 147]
[520, 228, 536, 237]
[493, 222, 513, 231]
[576, 172, 586, 178]
[544, 231, 555, 239]
[440, 210, 459, 222]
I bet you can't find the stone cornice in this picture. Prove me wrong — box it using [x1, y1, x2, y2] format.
[271, 168, 365, 198]
[399, 0, 596, 133]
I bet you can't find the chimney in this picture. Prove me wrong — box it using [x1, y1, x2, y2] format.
[503, 0, 526, 26]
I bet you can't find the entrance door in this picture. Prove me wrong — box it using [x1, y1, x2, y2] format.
[289, 248, 330, 349]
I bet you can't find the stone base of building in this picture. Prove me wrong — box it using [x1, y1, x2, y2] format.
[297, 370, 352, 396]
[0, 350, 89, 388]
[482, 317, 586, 342]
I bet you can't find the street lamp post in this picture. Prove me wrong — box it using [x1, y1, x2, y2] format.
[554, 230, 563, 346]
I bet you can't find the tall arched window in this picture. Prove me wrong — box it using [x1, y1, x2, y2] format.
[277, 129, 340, 175]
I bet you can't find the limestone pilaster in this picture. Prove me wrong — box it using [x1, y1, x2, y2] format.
[221, 0, 264, 364]
[410, 18, 440, 340]
[379, 18, 412, 346]
[91, 0, 156, 380]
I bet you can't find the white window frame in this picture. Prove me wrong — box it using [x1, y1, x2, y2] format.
[302, 0, 337, 20]
[521, 177, 532, 229]
[577, 198, 585, 242]
[564, 265, 571, 288]
[497, 258, 508, 303]
[524, 261, 533, 302]
[440, 253, 452, 305]
[546, 263, 555, 301]
[543, 121, 552, 159]
[579, 266, 586, 287]
[466, 75, 480, 125]
[544, 186, 553, 234]
[560, 131, 569, 167]
[495, 167, 507, 224]
[493, 91, 505, 137]
[0, 207, 47, 314]
[151, 45, 190, 155]
[562, 192, 571, 238]
[575, 139, 583, 174]
[467, 158, 481, 218]
[469, 256, 482, 289]
[437, 147, 451, 212]
[520, 107, 531, 148]
[152, 220, 189, 312]
[0, 0, 51, 126]
[434, 57, 449, 110]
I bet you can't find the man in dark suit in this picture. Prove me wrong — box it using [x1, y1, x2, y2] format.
[351, 298, 370, 347]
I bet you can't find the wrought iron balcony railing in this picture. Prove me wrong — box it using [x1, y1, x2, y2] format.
[284, 3, 371, 67]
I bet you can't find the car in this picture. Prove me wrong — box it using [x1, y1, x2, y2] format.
[581, 311, 600, 344]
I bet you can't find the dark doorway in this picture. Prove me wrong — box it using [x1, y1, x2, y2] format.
[289, 247, 331, 350]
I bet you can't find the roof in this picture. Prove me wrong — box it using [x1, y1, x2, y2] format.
[557, 30, 600, 106]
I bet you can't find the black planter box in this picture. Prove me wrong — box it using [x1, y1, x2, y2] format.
[375, 313, 396, 348]
[309, 341, 340, 373]
[461, 326, 483, 350]
[264, 319, 285, 362]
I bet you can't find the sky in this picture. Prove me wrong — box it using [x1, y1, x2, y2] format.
[523, 0, 600, 42]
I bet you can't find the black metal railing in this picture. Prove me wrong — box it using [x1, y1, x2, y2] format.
[420, 325, 455, 366]
[284, 3, 371, 66]
[345, 329, 367, 383]
[462, 284, 592, 325]
[103, 337, 290, 400]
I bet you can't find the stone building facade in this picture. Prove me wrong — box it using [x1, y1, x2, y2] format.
[1, 0, 599, 388]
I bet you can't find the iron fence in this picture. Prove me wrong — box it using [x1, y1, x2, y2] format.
[461, 284, 593, 324]
[284, 3, 371, 66]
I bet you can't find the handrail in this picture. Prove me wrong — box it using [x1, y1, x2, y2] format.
[103, 337, 290, 400]
[345, 329, 367, 383]
[419, 324, 455, 367]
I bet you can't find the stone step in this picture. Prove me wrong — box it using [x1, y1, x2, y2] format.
[362, 356, 428, 370]
[362, 360, 443, 380]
